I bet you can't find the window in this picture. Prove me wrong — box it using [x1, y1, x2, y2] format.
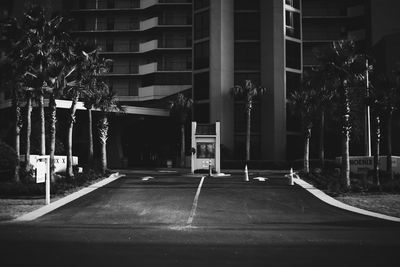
[235, 13, 260, 40]
[194, 11, 209, 40]
[194, 72, 209, 101]
[234, 0, 259, 10]
[129, 79, 138, 96]
[285, 10, 294, 28]
[194, 41, 209, 70]
[234, 43, 260, 70]
[194, 0, 210, 11]
[107, 17, 114, 30]
[285, 0, 300, 9]
[107, 0, 115, 9]
[106, 39, 114, 51]
[194, 103, 210, 123]
[286, 40, 301, 69]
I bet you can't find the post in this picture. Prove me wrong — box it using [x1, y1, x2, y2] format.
[365, 59, 371, 156]
[289, 168, 294, 186]
[244, 165, 249, 182]
[209, 162, 212, 177]
[45, 170, 50, 205]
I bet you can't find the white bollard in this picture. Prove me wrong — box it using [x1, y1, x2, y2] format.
[244, 165, 249, 182]
[209, 163, 212, 177]
[289, 168, 294, 186]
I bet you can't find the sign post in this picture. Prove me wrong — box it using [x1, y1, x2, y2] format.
[35, 156, 50, 205]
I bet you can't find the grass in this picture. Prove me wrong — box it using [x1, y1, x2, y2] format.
[0, 171, 113, 221]
[335, 193, 400, 218]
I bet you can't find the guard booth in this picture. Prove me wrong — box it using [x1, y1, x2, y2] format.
[191, 122, 220, 173]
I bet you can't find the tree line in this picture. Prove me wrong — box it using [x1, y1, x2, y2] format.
[0, 4, 122, 183]
[288, 40, 400, 190]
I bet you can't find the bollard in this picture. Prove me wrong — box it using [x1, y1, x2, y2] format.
[244, 165, 249, 182]
[289, 168, 294, 186]
[209, 163, 212, 177]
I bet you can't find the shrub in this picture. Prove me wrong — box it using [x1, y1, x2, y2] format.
[0, 141, 17, 182]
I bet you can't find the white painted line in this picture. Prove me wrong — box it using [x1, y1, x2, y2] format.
[187, 176, 205, 225]
[294, 178, 400, 222]
[253, 177, 268, 181]
[14, 172, 125, 222]
[141, 176, 154, 181]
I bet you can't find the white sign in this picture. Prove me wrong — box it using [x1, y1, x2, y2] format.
[36, 161, 46, 183]
[336, 156, 400, 174]
[21, 155, 78, 173]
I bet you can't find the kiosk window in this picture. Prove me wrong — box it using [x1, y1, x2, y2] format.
[197, 142, 215, 158]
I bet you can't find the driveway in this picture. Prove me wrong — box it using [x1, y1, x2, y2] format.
[0, 170, 399, 266]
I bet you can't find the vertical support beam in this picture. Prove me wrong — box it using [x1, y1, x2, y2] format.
[209, 0, 234, 157]
[216, 121, 221, 173]
[191, 121, 196, 173]
[260, 0, 286, 160]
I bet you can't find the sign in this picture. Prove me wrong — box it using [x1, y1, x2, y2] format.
[36, 161, 47, 183]
[336, 156, 400, 174]
[21, 155, 78, 173]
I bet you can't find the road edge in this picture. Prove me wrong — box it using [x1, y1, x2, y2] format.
[294, 177, 400, 222]
[14, 172, 125, 222]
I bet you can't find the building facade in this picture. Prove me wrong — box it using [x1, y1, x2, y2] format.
[2, 0, 400, 166]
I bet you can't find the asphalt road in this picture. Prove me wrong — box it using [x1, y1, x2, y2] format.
[1, 170, 399, 266]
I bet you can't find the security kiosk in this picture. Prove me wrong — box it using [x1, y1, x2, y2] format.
[191, 122, 220, 174]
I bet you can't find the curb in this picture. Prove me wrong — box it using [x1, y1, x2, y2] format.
[14, 172, 125, 222]
[294, 177, 400, 223]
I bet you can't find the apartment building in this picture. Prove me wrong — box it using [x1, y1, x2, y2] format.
[65, 0, 193, 104]
[2, 0, 400, 166]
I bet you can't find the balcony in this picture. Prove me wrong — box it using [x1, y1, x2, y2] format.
[140, 16, 191, 30]
[139, 38, 191, 52]
[138, 85, 191, 100]
[139, 62, 158, 74]
[139, 61, 191, 74]
[140, 0, 191, 9]
[139, 40, 158, 52]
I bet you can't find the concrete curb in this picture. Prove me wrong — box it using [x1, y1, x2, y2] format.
[14, 172, 125, 222]
[294, 177, 400, 223]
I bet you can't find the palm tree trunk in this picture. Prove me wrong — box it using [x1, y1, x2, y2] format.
[49, 94, 57, 183]
[304, 127, 311, 174]
[25, 93, 32, 172]
[319, 110, 325, 168]
[87, 108, 94, 166]
[246, 108, 251, 161]
[66, 95, 78, 180]
[341, 86, 351, 190]
[98, 113, 109, 174]
[13, 95, 21, 183]
[180, 123, 185, 168]
[39, 92, 45, 155]
[374, 115, 381, 187]
[386, 111, 393, 180]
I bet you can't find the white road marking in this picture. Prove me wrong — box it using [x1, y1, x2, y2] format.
[141, 176, 154, 181]
[187, 176, 205, 225]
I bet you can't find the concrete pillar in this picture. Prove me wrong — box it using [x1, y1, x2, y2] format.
[209, 0, 234, 157]
[260, 0, 286, 160]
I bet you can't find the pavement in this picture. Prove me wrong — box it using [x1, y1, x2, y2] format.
[0, 169, 399, 266]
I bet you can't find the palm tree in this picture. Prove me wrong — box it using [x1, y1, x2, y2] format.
[168, 93, 193, 168]
[231, 80, 266, 161]
[288, 76, 319, 173]
[370, 72, 400, 181]
[316, 40, 366, 190]
[309, 68, 336, 168]
[81, 50, 112, 167]
[96, 89, 122, 174]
